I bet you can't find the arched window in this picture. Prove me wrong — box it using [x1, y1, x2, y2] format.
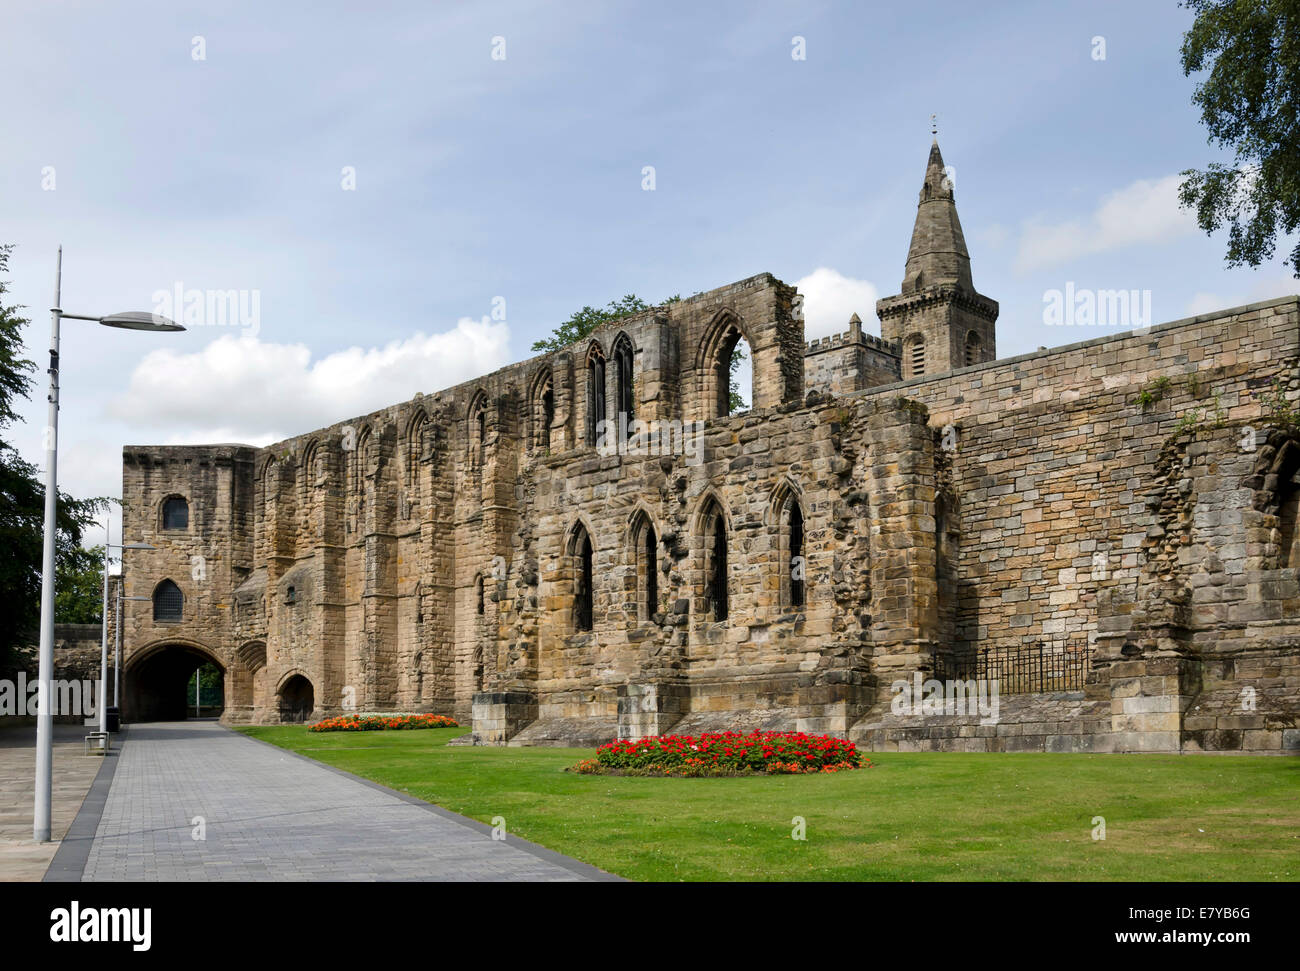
[935, 492, 950, 609]
[571, 524, 594, 631]
[352, 427, 372, 527]
[775, 486, 806, 609]
[586, 345, 606, 446]
[530, 368, 555, 452]
[162, 496, 189, 530]
[632, 513, 658, 622]
[153, 579, 183, 622]
[709, 324, 750, 418]
[301, 441, 319, 492]
[907, 336, 925, 378]
[701, 499, 728, 622]
[965, 331, 981, 367]
[406, 412, 427, 489]
[1270, 440, 1300, 568]
[788, 502, 805, 608]
[612, 334, 634, 440]
[468, 393, 488, 469]
[475, 574, 485, 615]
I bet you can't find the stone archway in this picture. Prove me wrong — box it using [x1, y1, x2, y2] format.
[124, 642, 226, 722]
[278, 674, 315, 723]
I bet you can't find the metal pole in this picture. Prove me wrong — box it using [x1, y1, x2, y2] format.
[98, 514, 110, 734]
[34, 246, 62, 842]
[114, 588, 122, 710]
[195, 667, 200, 719]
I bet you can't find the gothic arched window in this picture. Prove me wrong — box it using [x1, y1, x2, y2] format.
[571, 524, 594, 631]
[612, 334, 634, 439]
[153, 579, 183, 622]
[787, 501, 805, 608]
[632, 513, 658, 622]
[586, 345, 606, 447]
[701, 499, 728, 622]
[468, 393, 488, 469]
[530, 368, 555, 452]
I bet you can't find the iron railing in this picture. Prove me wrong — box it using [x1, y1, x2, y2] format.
[934, 642, 1092, 694]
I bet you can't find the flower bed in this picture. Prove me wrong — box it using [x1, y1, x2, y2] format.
[575, 731, 869, 776]
[310, 713, 459, 733]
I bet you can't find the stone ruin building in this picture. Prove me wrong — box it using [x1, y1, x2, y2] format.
[116, 141, 1300, 753]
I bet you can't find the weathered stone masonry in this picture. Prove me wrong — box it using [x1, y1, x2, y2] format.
[117, 140, 1300, 752]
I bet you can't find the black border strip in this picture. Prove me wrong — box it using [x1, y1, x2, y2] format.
[226, 724, 624, 882]
[43, 728, 125, 882]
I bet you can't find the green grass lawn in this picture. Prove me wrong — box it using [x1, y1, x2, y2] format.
[237, 725, 1300, 881]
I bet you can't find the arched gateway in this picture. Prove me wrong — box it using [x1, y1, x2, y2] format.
[124, 641, 226, 722]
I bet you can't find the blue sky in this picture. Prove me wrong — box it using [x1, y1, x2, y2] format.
[1, 0, 1295, 546]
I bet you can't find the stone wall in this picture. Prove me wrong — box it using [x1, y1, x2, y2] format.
[846, 297, 1300, 752]
[117, 271, 1300, 752]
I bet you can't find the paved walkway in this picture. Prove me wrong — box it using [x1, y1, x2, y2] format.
[77, 721, 608, 881]
[0, 723, 106, 882]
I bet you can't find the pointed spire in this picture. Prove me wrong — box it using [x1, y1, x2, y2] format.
[901, 139, 973, 294]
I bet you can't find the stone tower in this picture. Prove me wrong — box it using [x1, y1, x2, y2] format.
[876, 140, 998, 380]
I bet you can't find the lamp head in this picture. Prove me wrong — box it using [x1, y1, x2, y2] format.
[98, 311, 184, 332]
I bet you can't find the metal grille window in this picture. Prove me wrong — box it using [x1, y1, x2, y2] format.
[153, 580, 183, 622]
[162, 496, 189, 530]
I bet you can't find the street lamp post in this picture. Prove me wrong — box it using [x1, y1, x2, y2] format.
[97, 525, 154, 735]
[34, 246, 183, 843]
[98, 513, 110, 734]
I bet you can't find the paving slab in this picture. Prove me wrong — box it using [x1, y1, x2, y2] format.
[0, 722, 108, 882]
[78, 721, 612, 882]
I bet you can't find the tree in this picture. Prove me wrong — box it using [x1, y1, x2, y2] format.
[1178, 0, 1300, 276]
[531, 292, 749, 411]
[55, 544, 104, 625]
[185, 661, 224, 712]
[529, 294, 656, 354]
[0, 244, 104, 670]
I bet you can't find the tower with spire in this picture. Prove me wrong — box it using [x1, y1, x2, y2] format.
[876, 139, 999, 380]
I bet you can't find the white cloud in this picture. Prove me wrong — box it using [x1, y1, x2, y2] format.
[1015, 174, 1198, 272]
[1184, 292, 1227, 317]
[981, 223, 1010, 249]
[108, 316, 510, 443]
[1183, 273, 1300, 318]
[793, 267, 880, 340]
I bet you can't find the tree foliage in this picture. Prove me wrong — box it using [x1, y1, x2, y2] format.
[0, 244, 106, 669]
[529, 294, 657, 354]
[1178, 0, 1300, 276]
[55, 544, 104, 625]
[531, 292, 749, 411]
